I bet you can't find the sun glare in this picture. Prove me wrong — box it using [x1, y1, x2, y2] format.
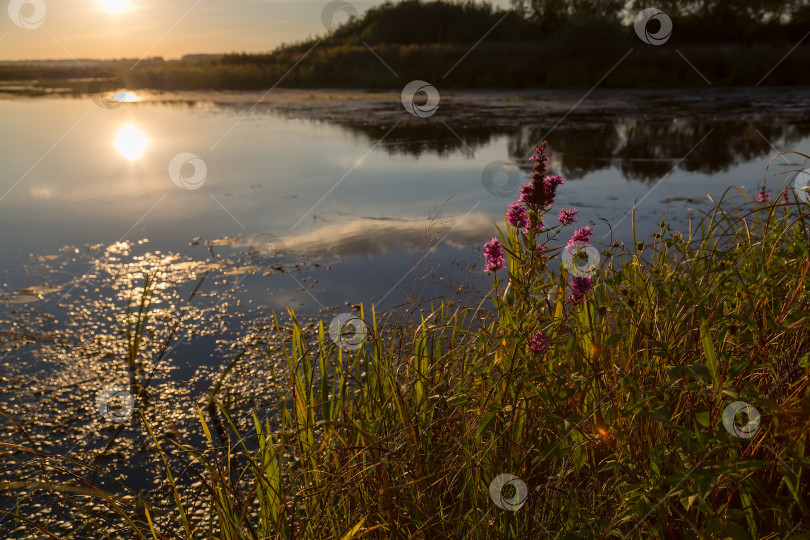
[101, 0, 132, 14]
[115, 125, 148, 161]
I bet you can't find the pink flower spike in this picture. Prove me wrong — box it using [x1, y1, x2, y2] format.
[484, 237, 505, 272]
[529, 331, 550, 354]
[507, 201, 529, 229]
[558, 208, 578, 226]
[569, 275, 593, 305]
[569, 226, 594, 245]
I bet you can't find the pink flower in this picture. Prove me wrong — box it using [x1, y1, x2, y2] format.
[484, 237, 505, 272]
[558, 208, 578, 226]
[534, 244, 549, 265]
[569, 226, 594, 245]
[758, 186, 771, 203]
[529, 331, 550, 354]
[506, 201, 529, 229]
[545, 175, 563, 191]
[522, 142, 564, 209]
[519, 181, 536, 206]
[569, 275, 593, 305]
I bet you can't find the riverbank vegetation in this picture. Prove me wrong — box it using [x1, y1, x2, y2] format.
[2, 145, 808, 538]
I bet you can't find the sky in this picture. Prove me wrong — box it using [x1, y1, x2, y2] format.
[0, 0, 514, 61]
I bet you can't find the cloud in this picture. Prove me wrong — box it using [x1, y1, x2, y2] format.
[250, 212, 492, 259]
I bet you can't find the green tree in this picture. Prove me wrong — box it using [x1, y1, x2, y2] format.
[513, 0, 627, 29]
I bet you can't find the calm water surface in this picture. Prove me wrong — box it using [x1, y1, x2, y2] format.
[2, 88, 810, 311]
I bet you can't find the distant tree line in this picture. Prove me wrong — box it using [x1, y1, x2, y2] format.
[197, 0, 810, 88]
[515, 0, 810, 42]
[213, 0, 810, 68]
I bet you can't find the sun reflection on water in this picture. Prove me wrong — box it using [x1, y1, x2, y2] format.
[114, 125, 148, 161]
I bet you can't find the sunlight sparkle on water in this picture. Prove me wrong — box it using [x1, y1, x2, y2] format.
[115, 125, 148, 161]
[100, 0, 132, 14]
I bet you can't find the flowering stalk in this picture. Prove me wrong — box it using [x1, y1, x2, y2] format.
[758, 186, 771, 203]
[569, 275, 594, 305]
[484, 237, 505, 272]
[483, 138, 604, 364]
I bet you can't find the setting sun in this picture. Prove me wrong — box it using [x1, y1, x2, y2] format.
[100, 0, 132, 14]
[114, 125, 148, 161]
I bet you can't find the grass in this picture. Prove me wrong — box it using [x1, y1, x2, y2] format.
[1, 151, 809, 538]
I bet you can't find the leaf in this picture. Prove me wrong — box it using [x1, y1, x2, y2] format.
[738, 484, 757, 538]
[666, 363, 711, 381]
[633, 496, 651, 517]
[476, 413, 496, 440]
[720, 388, 740, 400]
[196, 405, 212, 443]
[573, 446, 586, 471]
[645, 409, 671, 424]
[541, 442, 570, 461]
[699, 312, 719, 391]
[143, 505, 160, 540]
[341, 516, 367, 539]
[565, 418, 584, 443]
[695, 411, 710, 427]
[650, 449, 663, 477]
[679, 493, 698, 511]
[698, 475, 717, 500]
[779, 462, 808, 512]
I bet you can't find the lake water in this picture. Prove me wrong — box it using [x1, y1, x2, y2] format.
[1, 87, 809, 531]
[3, 88, 810, 314]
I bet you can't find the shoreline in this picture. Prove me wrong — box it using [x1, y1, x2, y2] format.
[4, 87, 810, 128]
